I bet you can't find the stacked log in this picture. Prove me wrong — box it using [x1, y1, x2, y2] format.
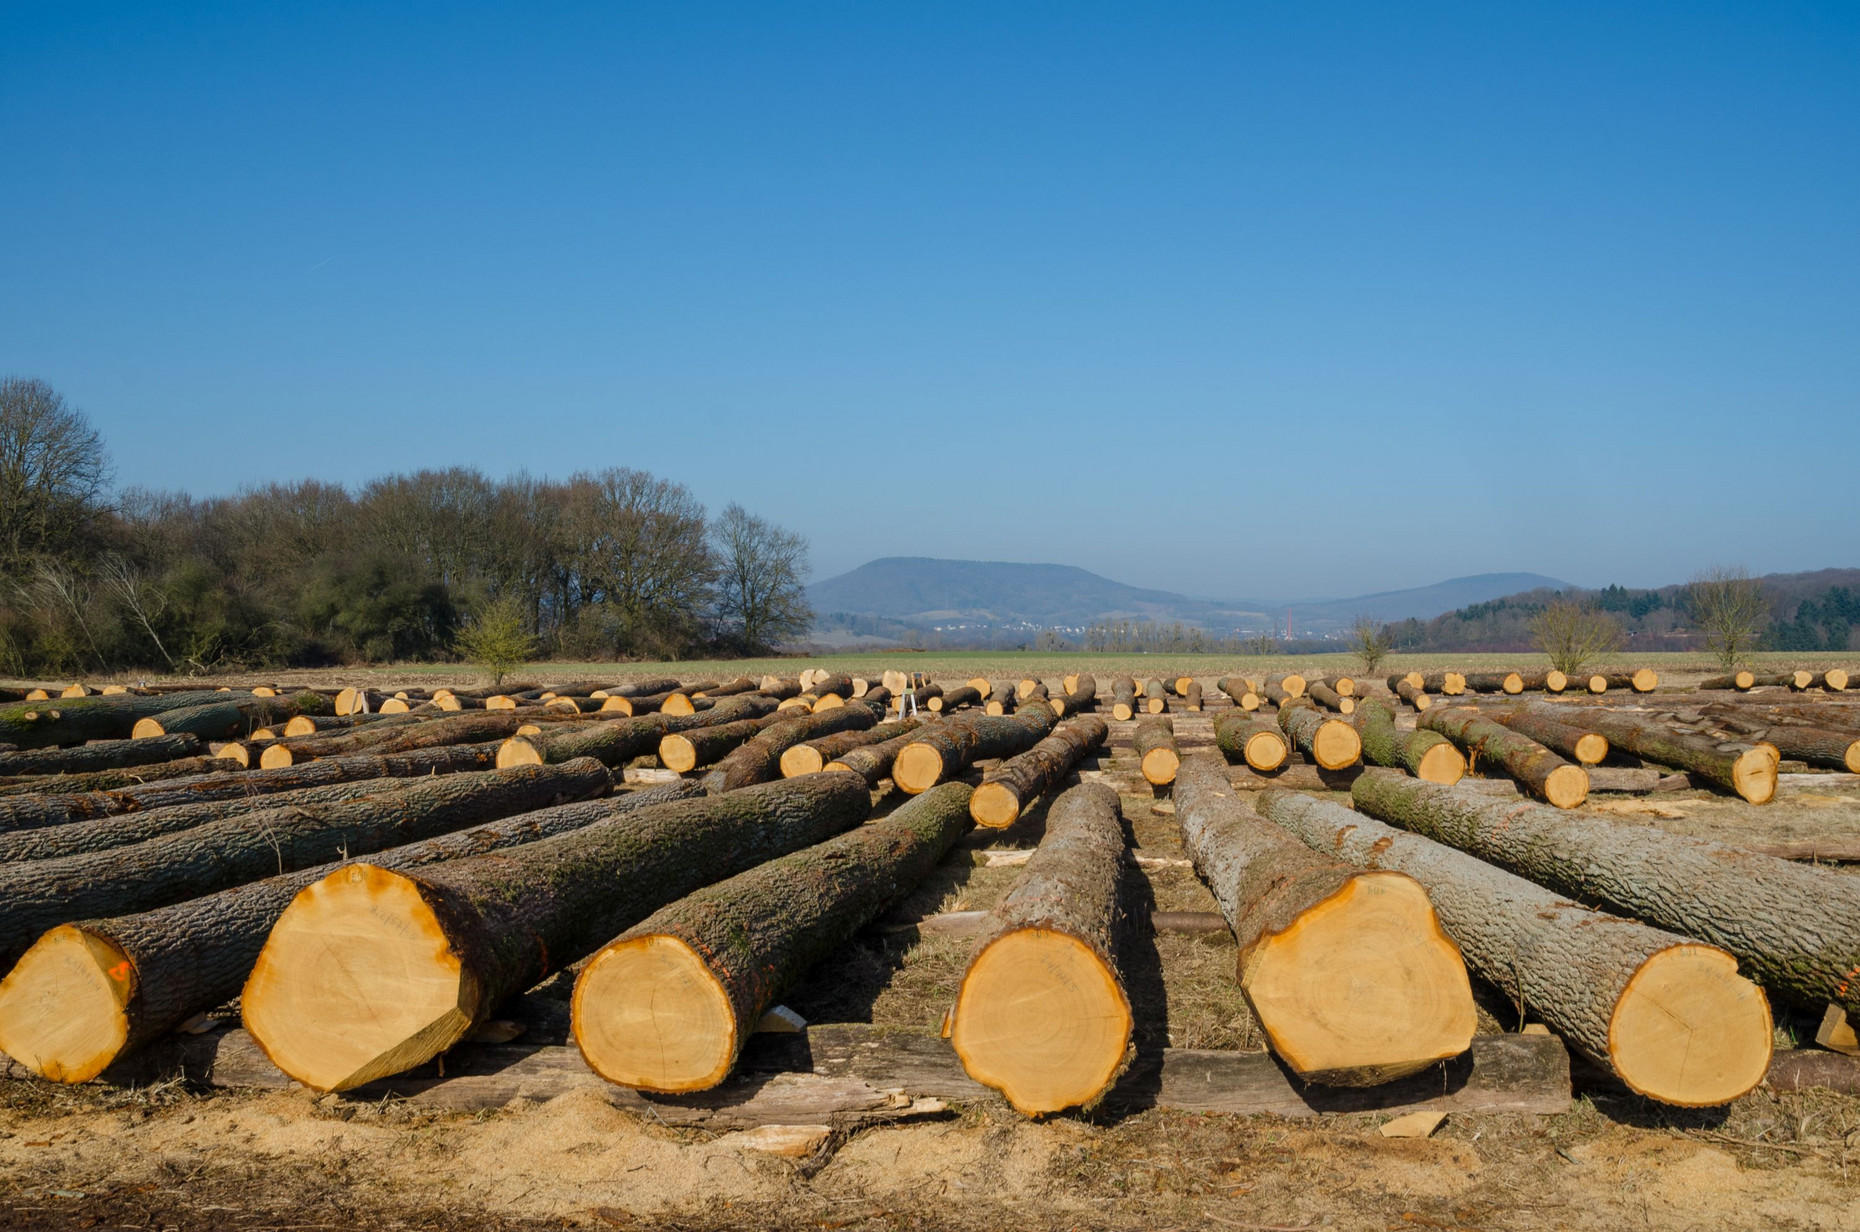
[826, 721, 941, 787]
[1051, 676, 1096, 717]
[1265, 674, 1306, 699]
[1173, 756, 1474, 1085]
[1318, 676, 1357, 697]
[1133, 714, 1180, 785]
[1277, 701, 1361, 771]
[0, 734, 206, 777]
[1351, 701, 1464, 785]
[701, 704, 881, 793]
[1522, 703, 1778, 803]
[1421, 672, 1465, 696]
[0, 756, 230, 799]
[1257, 788, 1772, 1107]
[1307, 683, 1354, 716]
[927, 685, 982, 713]
[1111, 679, 1137, 722]
[1461, 672, 1524, 695]
[1142, 679, 1168, 715]
[891, 703, 1058, 794]
[1485, 707, 1609, 765]
[1418, 708, 1588, 809]
[1351, 773, 1860, 1023]
[239, 773, 872, 1091]
[1705, 715, 1860, 773]
[951, 783, 1133, 1113]
[0, 782, 700, 1082]
[1213, 713, 1288, 773]
[779, 717, 922, 777]
[1217, 677, 1261, 711]
[969, 716, 1108, 828]
[499, 697, 777, 769]
[0, 758, 613, 972]
[2, 690, 249, 749]
[1700, 671, 1757, 692]
[1388, 676, 1432, 711]
[660, 715, 791, 773]
[573, 781, 974, 1093]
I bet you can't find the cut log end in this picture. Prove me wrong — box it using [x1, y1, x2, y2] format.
[1543, 764, 1590, 810]
[1501, 673, 1524, 694]
[969, 781, 1022, 829]
[1545, 670, 1568, 692]
[1733, 746, 1779, 804]
[1240, 872, 1475, 1087]
[1112, 703, 1134, 722]
[243, 865, 474, 1093]
[259, 744, 295, 769]
[1574, 733, 1609, 765]
[891, 743, 947, 795]
[380, 698, 412, 715]
[1310, 719, 1362, 771]
[779, 745, 825, 778]
[495, 736, 545, 769]
[485, 696, 518, 711]
[130, 717, 165, 739]
[1140, 746, 1180, 786]
[951, 928, 1132, 1115]
[660, 735, 701, 774]
[0, 925, 132, 1084]
[1631, 669, 1659, 693]
[1244, 731, 1288, 773]
[1414, 742, 1467, 785]
[1609, 945, 1772, 1107]
[282, 716, 318, 737]
[574, 934, 736, 1092]
[661, 695, 696, 716]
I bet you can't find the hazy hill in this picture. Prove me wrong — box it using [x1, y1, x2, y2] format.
[806, 558, 1571, 634]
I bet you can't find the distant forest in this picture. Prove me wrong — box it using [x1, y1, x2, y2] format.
[1, 378, 813, 676]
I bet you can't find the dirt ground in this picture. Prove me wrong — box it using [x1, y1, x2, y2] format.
[4, 679, 1860, 1229]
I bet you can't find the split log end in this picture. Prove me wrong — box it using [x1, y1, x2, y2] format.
[0, 925, 132, 1084]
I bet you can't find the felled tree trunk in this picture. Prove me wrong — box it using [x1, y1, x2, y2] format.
[1307, 683, 1355, 715]
[0, 759, 613, 972]
[1485, 708, 1609, 765]
[700, 704, 881, 793]
[1351, 701, 1464, 784]
[1388, 677, 1432, 711]
[1213, 713, 1288, 773]
[1278, 701, 1362, 771]
[0, 756, 229, 802]
[1257, 788, 1771, 1108]
[1523, 703, 1778, 803]
[660, 716, 790, 773]
[1173, 756, 1474, 1086]
[968, 716, 1107, 828]
[779, 718, 922, 777]
[573, 782, 973, 1093]
[1421, 672, 1466, 696]
[1, 691, 263, 749]
[951, 783, 1132, 1113]
[1133, 715, 1180, 785]
[1351, 771, 1860, 1023]
[891, 704, 1057, 794]
[1111, 679, 1137, 721]
[1218, 677, 1262, 711]
[238, 773, 872, 1092]
[1705, 716, 1860, 773]
[927, 685, 982, 713]
[0, 734, 205, 777]
[0, 782, 700, 1083]
[1418, 708, 1588, 809]
[827, 721, 942, 787]
[1461, 672, 1524, 695]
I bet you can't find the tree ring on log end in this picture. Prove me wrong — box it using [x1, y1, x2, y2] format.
[660, 734, 701, 774]
[1311, 720, 1361, 771]
[1732, 746, 1779, 805]
[1414, 742, 1466, 785]
[1609, 944, 1771, 1107]
[778, 745, 824, 778]
[970, 781, 1022, 828]
[0, 925, 133, 1084]
[1544, 764, 1589, 810]
[892, 744, 946, 794]
[951, 928, 1133, 1115]
[574, 935, 737, 1092]
[1140, 747, 1180, 786]
[495, 736, 545, 769]
[242, 866, 478, 1093]
[1244, 731, 1287, 772]
[1239, 872, 1474, 1087]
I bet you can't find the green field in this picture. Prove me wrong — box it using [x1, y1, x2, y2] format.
[15, 648, 1854, 694]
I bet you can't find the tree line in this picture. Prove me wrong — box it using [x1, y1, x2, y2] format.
[0, 377, 813, 676]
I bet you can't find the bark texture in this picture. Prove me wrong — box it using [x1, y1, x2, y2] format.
[781, 718, 922, 778]
[0, 759, 612, 971]
[1213, 713, 1288, 772]
[1, 691, 244, 749]
[968, 716, 1108, 827]
[134, 697, 301, 740]
[1133, 714, 1180, 785]
[0, 734, 205, 777]
[1278, 702, 1362, 770]
[952, 782, 1131, 1113]
[1352, 701, 1464, 783]
[826, 722, 941, 787]
[1419, 708, 1587, 808]
[0, 757, 228, 801]
[1485, 708, 1609, 765]
[576, 781, 972, 1091]
[892, 703, 1058, 793]
[700, 704, 881, 793]
[1258, 788, 1769, 1105]
[0, 782, 700, 1081]
[1352, 773, 1860, 1019]
[1523, 703, 1777, 802]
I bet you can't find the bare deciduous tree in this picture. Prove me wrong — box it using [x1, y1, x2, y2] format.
[1349, 614, 1391, 674]
[1529, 596, 1622, 674]
[0, 377, 111, 569]
[100, 554, 176, 669]
[1688, 566, 1768, 670]
[711, 503, 812, 652]
[564, 469, 715, 658]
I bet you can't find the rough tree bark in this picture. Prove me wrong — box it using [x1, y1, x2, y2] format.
[661, 716, 792, 774]
[573, 781, 973, 1093]
[969, 716, 1108, 828]
[1418, 708, 1588, 809]
[0, 734, 205, 777]
[0, 782, 701, 1083]
[1351, 701, 1464, 784]
[1522, 703, 1777, 803]
[1133, 714, 1181, 785]
[1173, 756, 1474, 1085]
[700, 704, 881, 794]
[780, 718, 922, 778]
[891, 704, 1058, 794]
[826, 722, 942, 787]
[0, 691, 268, 749]
[238, 773, 872, 1092]
[0, 760, 612, 971]
[1278, 701, 1362, 771]
[1214, 713, 1288, 772]
[1257, 787, 1772, 1107]
[499, 697, 778, 770]
[951, 783, 1133, 1113]
[1484, 708, 1609, 765]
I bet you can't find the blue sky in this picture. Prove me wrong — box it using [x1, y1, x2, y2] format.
[4, 2, 1856, 599]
